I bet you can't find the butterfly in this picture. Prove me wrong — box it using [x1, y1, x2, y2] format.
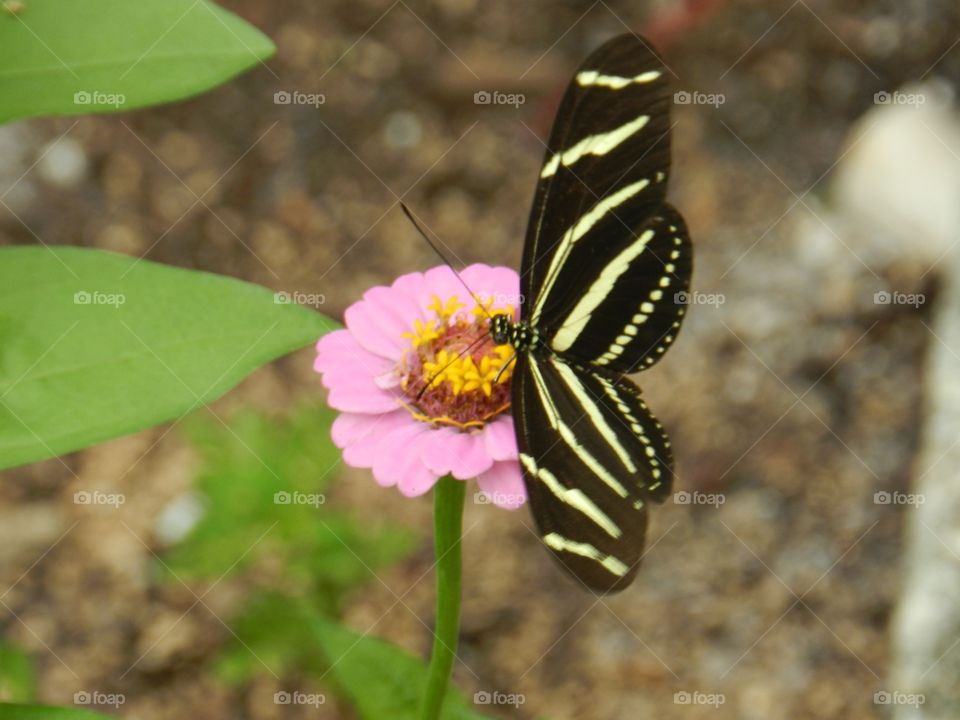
[490, 34, 692, 593]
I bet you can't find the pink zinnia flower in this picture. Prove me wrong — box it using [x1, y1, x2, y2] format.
[314, 264, 526, 510]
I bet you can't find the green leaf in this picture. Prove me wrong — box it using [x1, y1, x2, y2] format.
[0, 705, 114, 720]
[309, 618, 491, 720]
[0, 246, 335, 470]
[0, 643, 35, 703]
[0, 0, 275, 123]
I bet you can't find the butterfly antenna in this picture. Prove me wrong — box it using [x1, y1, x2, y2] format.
[400, 203, 495, 322]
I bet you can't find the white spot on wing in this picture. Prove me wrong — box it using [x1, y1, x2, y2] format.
[551, 359, 638, 474]
[542, 532, 629, 577]
[551, 228, 656, 351]
[541, 115, 650, 178]
[532, 179, 650, 322]
[520, 454, 622, 538]
[527, 360, 630, 498]
[576, 69, 662, 89]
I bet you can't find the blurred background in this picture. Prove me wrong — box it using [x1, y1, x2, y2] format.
[2, 0, 960, 718]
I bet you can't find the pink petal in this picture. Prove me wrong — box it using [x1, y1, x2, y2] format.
[419, 265, 474, 315]
[390, 271, 430, 319]
[482, 416, 518, 461]
[331, 412, 371, 449]
[372, 422, 435, 491]
[420, 428, 494, 480]
[323, 374, 400, 414]
[315, 331, 399, 413]
[461, 264, 521, 311]
[314, 330, 393, 375]
[476, 461, 527, 510]
[397, 455, 443, 497]
[332, 410, 411, 468]
[344, 294, 409, 362]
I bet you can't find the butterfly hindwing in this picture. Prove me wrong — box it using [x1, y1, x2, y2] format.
[522, 34, 674, 329]
[513, 353, 675, 593]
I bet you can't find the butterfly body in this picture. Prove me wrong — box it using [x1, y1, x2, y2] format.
[491, 315, 540, 351]
[502, 34, 693, 594]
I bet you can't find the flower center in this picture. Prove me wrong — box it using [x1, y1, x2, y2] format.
[397, 294, 516, 430]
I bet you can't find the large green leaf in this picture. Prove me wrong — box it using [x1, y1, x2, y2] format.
[0, 246, 335, 470]
[0, 0, 274, 123]
[310, 618, 491, 720]
[0, 706, 113, 720]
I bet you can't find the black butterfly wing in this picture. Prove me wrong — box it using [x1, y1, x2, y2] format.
[521, 33, 674, 334]
[513, 353, 675, 594]
[543, 204, 692, 373]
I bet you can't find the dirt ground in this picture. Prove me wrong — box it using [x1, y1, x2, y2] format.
[2, 0, 960, 718]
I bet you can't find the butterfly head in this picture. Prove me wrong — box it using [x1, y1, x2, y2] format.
[490, 313, 513, 345]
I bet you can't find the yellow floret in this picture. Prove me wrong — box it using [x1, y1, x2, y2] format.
[427, 294, 464, 320]
[402, 294, 517, 402]
[401, 318, 440, 348]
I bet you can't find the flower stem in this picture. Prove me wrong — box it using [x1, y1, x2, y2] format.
[418, 475, 466, 720]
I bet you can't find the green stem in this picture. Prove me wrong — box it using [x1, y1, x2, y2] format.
[418, 475, 466, 720]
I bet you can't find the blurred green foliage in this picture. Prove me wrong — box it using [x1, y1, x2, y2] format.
[0, 705, 115, 720]
[166, 405, 417, 684]
[0, 642, 35, 703]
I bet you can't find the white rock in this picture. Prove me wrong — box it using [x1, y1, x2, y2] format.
[154, 492, 206, 545]
[832, 79, 960, 268]
[37, 136, 88, 187]
[383, 110, 422, 149]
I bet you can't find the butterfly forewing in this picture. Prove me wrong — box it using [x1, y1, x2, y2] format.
[545, 203, 692, 373]
[513, 354, 675, 593]
[522, 35, 674, 329]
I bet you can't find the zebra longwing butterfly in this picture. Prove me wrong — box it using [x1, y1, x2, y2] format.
[490, 34, 692, 593]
